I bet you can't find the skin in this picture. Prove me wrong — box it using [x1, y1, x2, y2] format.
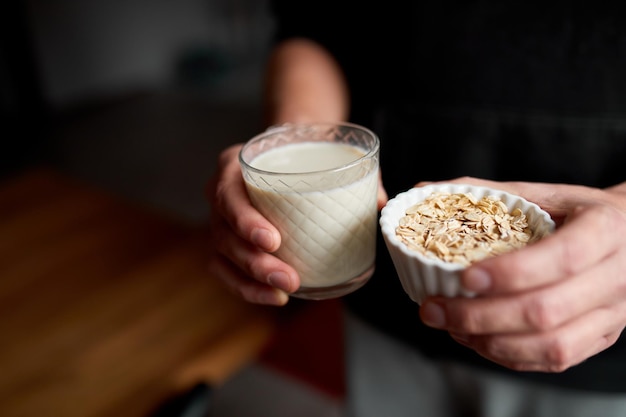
[420, 178, 626, 372]
[206, 38, 626, 373]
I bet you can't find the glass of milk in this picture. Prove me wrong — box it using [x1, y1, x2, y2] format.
[239, 122, 380, 300]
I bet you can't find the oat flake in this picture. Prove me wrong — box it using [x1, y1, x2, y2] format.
[395, 192, 535, 266]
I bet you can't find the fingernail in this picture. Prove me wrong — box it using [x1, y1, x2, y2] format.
[421, 302, 446, 328]
[464, 267, 491, 292]
[259, 289, 289, 306]
[251, 228, 274, 251]
[268, 271, 293, 292]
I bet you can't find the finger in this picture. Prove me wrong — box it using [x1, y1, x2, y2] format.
[377, 173, 388, 210]
[423, 250, 626, 334]
[205, 144, 242, 205]
[457, 304, 625, 372]
[208, 145, 281, 252]
[415, 177, 584, 220]
[462, 204, 625, 294]
[213, 215, 300, 293]
[208, 254, 289, 306]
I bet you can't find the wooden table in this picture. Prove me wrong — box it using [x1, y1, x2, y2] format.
[0, 168, 278, 417]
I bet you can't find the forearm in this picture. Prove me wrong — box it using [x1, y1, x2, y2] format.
[262, 38, 349, 126]
[608, 181, 626, 195]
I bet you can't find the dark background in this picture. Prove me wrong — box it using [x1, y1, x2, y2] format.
[1, 0, 274, 223]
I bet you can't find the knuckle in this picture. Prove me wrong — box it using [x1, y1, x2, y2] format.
[244, 255, 270, 282]
[604, 331, 621, 348]
[217, 144, 241, 170]
[495, 253, 532, 289]
[556, 238, 581, 278]
[522, 297, 561, 331]
[242, 256, 260, 277]
[239, 283, 275, 305]
[543, 337, 574, 372]
[218, 271, 246, 300]
[212, 178, 229, 210]
[235, 285, 255, 303]
[480, 337, 507, 360]
[454, 306, 484, 333]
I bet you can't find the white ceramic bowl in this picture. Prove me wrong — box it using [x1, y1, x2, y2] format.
[379, 183, 555, 304]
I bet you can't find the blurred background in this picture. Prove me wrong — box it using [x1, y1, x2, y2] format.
[2, 0, 274, 223]
[0, 3, 349, 416]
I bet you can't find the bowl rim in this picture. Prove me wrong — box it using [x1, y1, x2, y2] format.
[379, 183, 556, 271]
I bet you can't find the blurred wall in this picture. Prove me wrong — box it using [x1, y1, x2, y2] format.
[1, 0, 275, 222]
[26, 0, 274, 107]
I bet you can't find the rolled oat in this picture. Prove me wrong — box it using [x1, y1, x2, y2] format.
[395, 192, 534, 266]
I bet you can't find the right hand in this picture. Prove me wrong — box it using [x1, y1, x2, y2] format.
[205, 144, 300, 306]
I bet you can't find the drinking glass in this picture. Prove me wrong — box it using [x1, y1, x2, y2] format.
[239, 122, 380, 300]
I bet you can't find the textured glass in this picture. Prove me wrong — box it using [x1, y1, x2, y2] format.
[240, 122, 380, 300]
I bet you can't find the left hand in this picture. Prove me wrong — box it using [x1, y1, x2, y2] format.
[417, 177, 626, 372]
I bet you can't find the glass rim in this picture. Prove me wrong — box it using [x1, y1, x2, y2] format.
[238, 121, 380, 177]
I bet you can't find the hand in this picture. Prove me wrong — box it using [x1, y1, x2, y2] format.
[205, 144, 299, 306]
[206, 143, 389, 306]
[417, 177, 626, 372]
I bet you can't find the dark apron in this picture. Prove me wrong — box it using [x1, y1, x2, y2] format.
[377, 104, 626, 196]
[345, 1, 626, 392]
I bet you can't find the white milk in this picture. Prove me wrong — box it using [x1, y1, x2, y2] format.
[245, 142, 378, 288]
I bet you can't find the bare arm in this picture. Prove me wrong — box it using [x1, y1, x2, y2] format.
[262, 38, 349, 125]
[261, 38, 388, 209]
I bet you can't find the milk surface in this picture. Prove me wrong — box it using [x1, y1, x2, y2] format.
[245, 142, 378, 288]
[251, 142, 364, 173]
